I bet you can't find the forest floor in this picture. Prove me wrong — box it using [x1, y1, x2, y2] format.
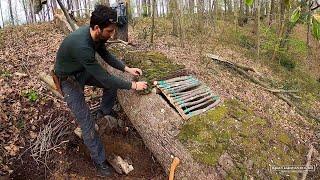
[0, 17, 320, 179]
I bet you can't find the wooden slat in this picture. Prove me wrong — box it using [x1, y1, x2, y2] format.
[170, 86, 208, 97]
[164, 76, 192, 83]
[180, 95, 214, 107]
[187, 98, 221, 117]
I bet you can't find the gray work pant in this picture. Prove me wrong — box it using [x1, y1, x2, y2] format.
[61, 75, 117, 164]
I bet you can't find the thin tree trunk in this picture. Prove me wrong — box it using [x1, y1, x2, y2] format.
[227, 0, 232, 15]
[169, 0, 178, 36]
[57, 0, 76, 30]
[234, 0, 238, 32]
[147, 0, 151, 16]
[21, 0, 29, 24]
[224, 0, 227, 19]
[115, 0, 129, 41]
[269, 0, 274, 26]
[0, 0, 5, 27]
[142, 0, 147, 16]
[154, 0, 158, 17]
[8, 0, 15, 25]
[136, 0, 141, 16]
[189, 0, 194, 13]
[198, 0, 204, 29]
[307, 0, 311, 47]
[256, 0, 260, 57]
[150, 0, 156, 43]
[178, 0, 184, 47]
[160, 0, 165, 16]
[279, 0, 285, 31]
[47, 2, 51, 21]
[29, 0, 35, 23]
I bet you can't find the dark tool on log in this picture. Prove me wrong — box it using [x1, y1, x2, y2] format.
[154, 76, 220, 120]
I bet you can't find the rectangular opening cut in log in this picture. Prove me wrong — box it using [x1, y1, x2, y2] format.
[155, 76, 221, 120]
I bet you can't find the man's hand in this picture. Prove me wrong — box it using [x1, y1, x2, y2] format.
[125, 66, 142, 76]
[131, 81, 148, 91]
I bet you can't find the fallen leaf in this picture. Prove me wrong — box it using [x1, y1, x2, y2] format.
[29, 131, 37, 139]
[4, 144, 19, 156]
[13, 72, 28, 78]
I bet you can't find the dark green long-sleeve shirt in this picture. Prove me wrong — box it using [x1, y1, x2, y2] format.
[54, 25, 131, 90]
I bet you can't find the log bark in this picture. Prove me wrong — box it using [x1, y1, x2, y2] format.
[54, 13, 220, 179]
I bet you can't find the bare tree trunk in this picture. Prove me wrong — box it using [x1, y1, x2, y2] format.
[57, 0, 76, 30]
[307, 0, 311, 48]
[169, 0, 178, 36]
[147, 0, 151, 16]
[269, 0, 274, 26]
[136, 0, 141, 16]
[224, 0, 227, 19]
[264, 0, 270, 22]
[198, 0, 204, 30]
[29, 0, 36, 23]
[47, 2, 51, 21]
[160, 0, 164, 16]
[0, 0, 4, 27]
[84, 0, 88, 17]
[150, 0, 156, 43]
[227, 0, 232, 15]
[279, 0, 285, 30]
[114, 0, 129, 41]
[234, 0, 238, 32]
[8, 0, 15, 25]
[189, 0, 194, 13]
[21, 0, 29, 24]
[178, 0, 184, 47]
[154, 0, 158, 17]
[256, 0, 260, 57]
[142, 0, 147, 16]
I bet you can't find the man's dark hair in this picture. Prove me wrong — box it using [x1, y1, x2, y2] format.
[90, 5, 117, 29]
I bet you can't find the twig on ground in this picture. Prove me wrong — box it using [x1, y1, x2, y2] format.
[302, 145, 315, 180]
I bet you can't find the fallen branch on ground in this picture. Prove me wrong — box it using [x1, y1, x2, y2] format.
[302, 145, 315, 180]
[206, 53, 298, 94]
[206, 53, 320, 123]
[206, 53, 261, 75]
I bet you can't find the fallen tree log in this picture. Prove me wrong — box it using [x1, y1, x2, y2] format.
[53, 13, 221, 179]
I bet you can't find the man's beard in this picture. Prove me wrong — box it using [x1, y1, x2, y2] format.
[98, 32, 108, 43]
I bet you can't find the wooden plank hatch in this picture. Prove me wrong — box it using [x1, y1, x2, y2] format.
[155, 76, 220, 120]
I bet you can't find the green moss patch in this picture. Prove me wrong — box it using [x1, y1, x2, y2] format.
[110, 46, 186, 94]
[179, 98, 307, 179]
